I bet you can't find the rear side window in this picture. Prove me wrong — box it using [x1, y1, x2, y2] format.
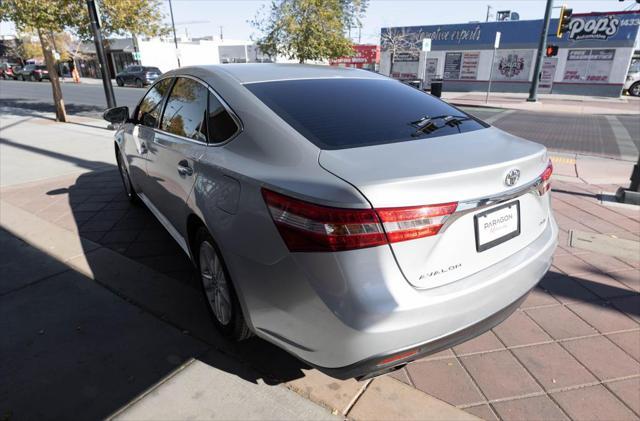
[245, 78, 486, 149]
[161, 77, 208, 141]
[137, 77, 173, 127]
[207, 93, 238, 143]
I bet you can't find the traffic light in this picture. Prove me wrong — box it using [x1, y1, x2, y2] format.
[546, 45, 559, 57]
[557, 5, 573, 38]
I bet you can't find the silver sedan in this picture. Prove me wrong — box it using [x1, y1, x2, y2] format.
[104, 64, 558, 379]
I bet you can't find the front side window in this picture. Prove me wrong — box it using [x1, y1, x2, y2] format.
[137, 77, 173, 128]
[207, 93, 238, 143]
[161, 77, 208, 141]
[245, 78, 487, 149]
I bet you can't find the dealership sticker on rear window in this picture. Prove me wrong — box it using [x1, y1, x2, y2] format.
[474, 201, 521, 252]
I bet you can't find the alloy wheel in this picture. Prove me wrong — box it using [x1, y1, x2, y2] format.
[631, 83, 640, 97]
[199, 241, 232, 326]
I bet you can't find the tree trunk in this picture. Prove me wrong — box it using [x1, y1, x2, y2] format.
[37, 28, 67, 122]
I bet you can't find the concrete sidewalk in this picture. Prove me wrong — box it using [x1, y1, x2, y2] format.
[443, 91, 640, 115]
[2, 109, 638, 420]
[0, 110, 477, 419]
[0, 206, 339, 421]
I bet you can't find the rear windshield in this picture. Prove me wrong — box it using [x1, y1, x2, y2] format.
[146, 67, 162, 73]
[245, 78, 486, 149]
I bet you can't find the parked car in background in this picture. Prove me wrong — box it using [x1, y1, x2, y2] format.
[624, 60, 640, 96]
[15, 64, 49, 81]
[0, 62, 21, 80]
[103, 64, 558, 380]
[115, 65, 162, 88]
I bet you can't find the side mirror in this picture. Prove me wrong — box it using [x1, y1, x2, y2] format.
[103, 106, 130, 124]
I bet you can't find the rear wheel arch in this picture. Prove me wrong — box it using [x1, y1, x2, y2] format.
[187, 213, 207, 265]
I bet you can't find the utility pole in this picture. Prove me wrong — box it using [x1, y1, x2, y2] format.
[219, 26, 224, 42]
[86, 0, 116, 108]
[486, 5, 492, 22]
[527, 0, 554, 102]
[168, 0, 181, 67]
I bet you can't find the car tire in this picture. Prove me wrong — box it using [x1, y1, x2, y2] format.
[195, 227, 252, 341]
[135, 78, 143, 88]
[18, 74, 24, 81]
[116, 148, 139, 204]
[116, 77, 124, 87]
[29, 74, 36, 82]
[629, 82, 640, 97]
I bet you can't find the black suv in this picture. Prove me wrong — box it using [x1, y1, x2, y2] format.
[115, 65, 162, 88]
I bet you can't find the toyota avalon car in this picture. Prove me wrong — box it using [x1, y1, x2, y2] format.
[103, 64, 558, 380]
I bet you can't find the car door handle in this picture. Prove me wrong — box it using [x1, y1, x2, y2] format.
[177, 160, 193, 176]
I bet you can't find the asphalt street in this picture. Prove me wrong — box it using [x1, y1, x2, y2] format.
[1, 79, 638, 160]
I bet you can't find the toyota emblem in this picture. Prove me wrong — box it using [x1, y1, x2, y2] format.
[505, 169, 520, 186]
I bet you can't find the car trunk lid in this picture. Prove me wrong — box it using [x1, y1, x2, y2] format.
[319, 127, 552, 289]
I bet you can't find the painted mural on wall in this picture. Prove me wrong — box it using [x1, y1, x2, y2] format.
[494, 50, 533, 81]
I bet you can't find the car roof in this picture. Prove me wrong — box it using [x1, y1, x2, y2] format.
[190, 63, 387, 84]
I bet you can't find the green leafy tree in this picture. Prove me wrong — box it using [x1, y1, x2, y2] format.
[0, 0, 167, 122]
[252, 0, 363, 63]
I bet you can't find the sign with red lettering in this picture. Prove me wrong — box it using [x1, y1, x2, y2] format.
[329, 45, 380, 67]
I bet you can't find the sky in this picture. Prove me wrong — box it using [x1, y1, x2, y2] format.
[1, 0, 639, 43]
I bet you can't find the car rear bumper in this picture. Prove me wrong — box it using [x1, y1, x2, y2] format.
[319, 286, 530, 380]
[229, 213, 558, 377]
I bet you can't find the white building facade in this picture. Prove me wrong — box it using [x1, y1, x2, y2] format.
[381, 11, 640, 97]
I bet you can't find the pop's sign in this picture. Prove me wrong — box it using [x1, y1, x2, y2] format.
[567, 13, 640, 41]
[569, 15, 620, 40]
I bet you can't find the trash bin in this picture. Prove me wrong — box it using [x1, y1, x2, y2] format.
[430, 78, 443, 97]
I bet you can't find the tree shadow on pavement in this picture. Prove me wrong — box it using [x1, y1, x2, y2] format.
[0, 98, 104, 119]
[0, 145, 308, 419]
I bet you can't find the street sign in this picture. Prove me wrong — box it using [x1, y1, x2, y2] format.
[487, 32, 501, 104]
[53, 51, 60, 60]
[421, 38, 432, 52]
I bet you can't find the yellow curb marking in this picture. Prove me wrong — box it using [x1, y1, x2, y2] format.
[549, 155, 576, 165]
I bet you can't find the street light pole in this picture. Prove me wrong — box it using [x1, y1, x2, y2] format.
[168, 0, 181, 67]
[527, 0, 554, 102]
[86, 0, 116, 109]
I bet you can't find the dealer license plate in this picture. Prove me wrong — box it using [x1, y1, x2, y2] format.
[474, 201, 520, 252]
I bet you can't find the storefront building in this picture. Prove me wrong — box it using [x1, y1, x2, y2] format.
[329, 44, 380, 71]
[380, 11, 640, 97]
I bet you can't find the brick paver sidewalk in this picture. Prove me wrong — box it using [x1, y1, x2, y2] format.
[389, 180, 640, 420]
[1, 170, 638, 420]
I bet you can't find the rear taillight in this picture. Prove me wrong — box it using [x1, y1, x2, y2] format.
[262, 189, 457, 252]
[539, 159, 553, 194]
[377, 202, 458, 243]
